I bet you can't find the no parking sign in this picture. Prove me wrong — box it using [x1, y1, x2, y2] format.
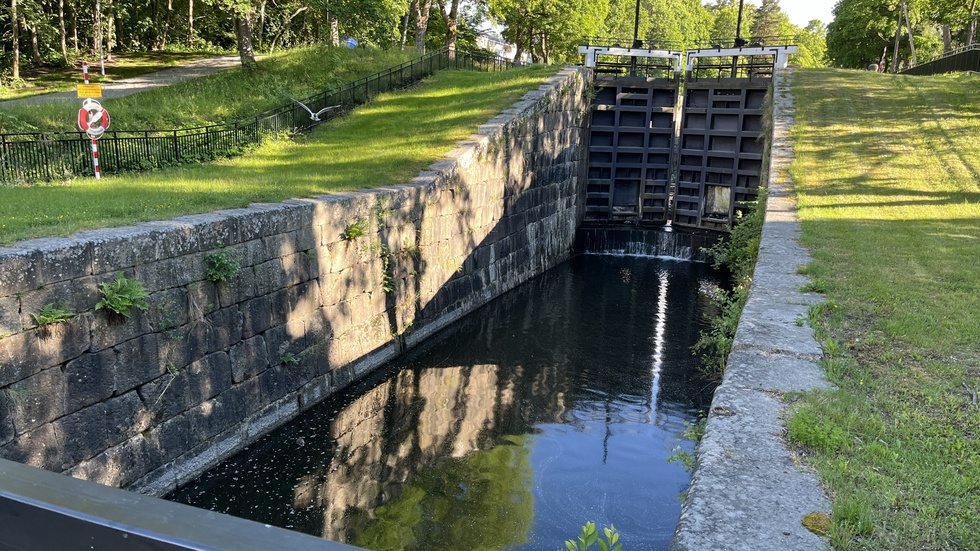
[78, 98, 110, 179]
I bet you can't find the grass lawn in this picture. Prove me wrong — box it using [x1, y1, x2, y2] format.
[0, 51, 224, 101]
[788, 68, 980, 549]
[0, 64, 558, 245]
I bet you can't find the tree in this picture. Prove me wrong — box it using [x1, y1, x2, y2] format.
[827, 0, 898, 68]
[645, 0, 713, 50]
[489, 0, 607, 63]
[11, 0, 20, 78]
[749, 0, 792, 42]
[792, 20, 829, 67]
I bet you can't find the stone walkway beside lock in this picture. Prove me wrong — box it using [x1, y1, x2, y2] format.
[669, 68, 835, 551]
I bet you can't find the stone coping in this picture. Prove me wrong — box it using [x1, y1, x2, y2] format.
[670, 69, 834, 550]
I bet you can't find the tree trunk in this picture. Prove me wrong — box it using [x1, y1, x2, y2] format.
[235, 15, 258, 70]
[59, 0, 68, 63]
[72, 9, 78, 55]
[257, 0, 266, 49]
[11, 0, 18, 79]
[187, 0, 194, 47]
[414, 0, 432, 54]
[26, 18, 42, 65]
[435, 0, 458, 57]
[329, 13, 339, 47]
[106, 0, 115, 61]
[400, 0, 413, 50]
[941, 25, 952, 52]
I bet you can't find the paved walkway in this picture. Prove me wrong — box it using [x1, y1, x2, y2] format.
[0, 55, 244, 108]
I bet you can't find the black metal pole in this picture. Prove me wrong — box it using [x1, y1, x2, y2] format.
[732, 0, 746, 77]
[631, 0, 642, 76]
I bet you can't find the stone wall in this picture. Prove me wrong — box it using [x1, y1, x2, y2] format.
[0, 67, 588, 496]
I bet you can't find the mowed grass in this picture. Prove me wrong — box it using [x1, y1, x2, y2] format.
[0, 65, 558, 245]
[788, 68, 980, 549]
[0, 45, 415, 132]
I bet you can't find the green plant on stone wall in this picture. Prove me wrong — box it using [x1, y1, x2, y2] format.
[31, 303, 74, 331]
[693, 188, 767, 379]
[205, 246, 241, 283]
[562, 522, 622, 551]
[96, 273, 149, 318]
[342, 220, 368, 240]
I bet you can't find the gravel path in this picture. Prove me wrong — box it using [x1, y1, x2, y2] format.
[0, 55, 244, 108]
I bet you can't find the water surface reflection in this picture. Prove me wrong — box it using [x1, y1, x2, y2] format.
[169, 255, 721, 550]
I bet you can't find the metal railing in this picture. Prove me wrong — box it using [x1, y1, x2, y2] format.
[901, 43, 980, 75]
[581, 35, 797, 51]
[0, 48, 519, 185]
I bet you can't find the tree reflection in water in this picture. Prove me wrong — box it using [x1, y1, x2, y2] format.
[169, 255, 722, 551]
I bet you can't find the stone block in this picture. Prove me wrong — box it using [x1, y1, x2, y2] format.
[113, 334, 163, 394]
[225, 376, 267, 417]
[230, 335, 269, 383]
[202, 306, 242, 353]
[264, 321, 307, 366]
[105, 391, 151, 447]
[282, 252, 316, 286]
[8, 367, 67, 433]
[148, 411, 193, 465]
[89, 292, 153, 352]
[268, 288, 290, 329]
[216, 265, 258, 308]
[64, 349, 115, 411]
[67, 434, 157, 488]
[0, 247, 41, 296]
[0, 296, 21, 337]
[17, 237, 93, 286]
[184, 395, 240, 443]
[146, 287, 190, 334]
[240, 295, 273, 338]
[56, 401, 109, 463]
[253, 257, 286, 296]
[172, 212, 239, 253]
[141, 352, 232, 422]
[135, 253, 206, 294]
[0, 331, 43, 387]
[0, 423, 69, 472]
[287, 280, 321, 319]
[80, 225, 163, 274]
[0, 391, 14, 446]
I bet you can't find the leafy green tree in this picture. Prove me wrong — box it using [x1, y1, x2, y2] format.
[791, 20, 829, 67]
[827, 0, 897, 68]
[749, 0, 793, 42]
[705, 0, 758, 45]
[489, 0, 607, 63]
[644, 0, 712, 50]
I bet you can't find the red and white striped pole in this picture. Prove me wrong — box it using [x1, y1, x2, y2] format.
[90, 138, 101, 180]
[82, 61, 89, 85]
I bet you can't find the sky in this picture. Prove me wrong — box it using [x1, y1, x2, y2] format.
[764, 0, 837, 27]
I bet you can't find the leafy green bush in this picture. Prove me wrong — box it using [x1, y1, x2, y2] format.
[96, 273, 150, 318]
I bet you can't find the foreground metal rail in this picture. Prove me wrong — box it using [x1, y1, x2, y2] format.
[0, 457, 364, 551]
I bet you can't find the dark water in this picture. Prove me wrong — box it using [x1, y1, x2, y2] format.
[168, 254, 722, 550]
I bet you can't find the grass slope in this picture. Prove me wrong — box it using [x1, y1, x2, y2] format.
[788, 68, 980, 549]
[0, 65, 558, 245]
[0, 45, 415, 133]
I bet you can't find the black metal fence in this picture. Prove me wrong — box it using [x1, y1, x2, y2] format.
[901, 44, 980, 75]
[0, 48, 519, 185]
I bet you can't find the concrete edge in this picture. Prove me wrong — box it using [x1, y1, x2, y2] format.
[669, 68, 833, 551]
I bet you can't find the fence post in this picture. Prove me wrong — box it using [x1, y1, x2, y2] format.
[173, 130, 180, 162]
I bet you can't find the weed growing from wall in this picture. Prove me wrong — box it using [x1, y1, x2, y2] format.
[96, 273, 149, 318]
[31, 303, 74, 332]
[693, 187, 767, 379]
[205, 246, 241, 283]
